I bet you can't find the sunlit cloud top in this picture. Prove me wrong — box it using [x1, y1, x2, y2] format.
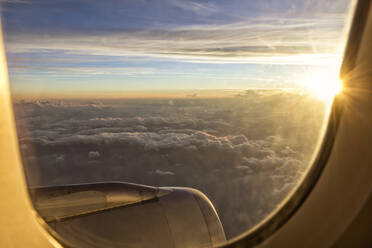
[0, 0, 352, 96]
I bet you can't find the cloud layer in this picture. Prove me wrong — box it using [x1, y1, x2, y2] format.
[5, 17, 347, 64]
[14, 90, 327, 238]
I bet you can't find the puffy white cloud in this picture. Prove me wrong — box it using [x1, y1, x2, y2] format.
[28, 130, 262, 155]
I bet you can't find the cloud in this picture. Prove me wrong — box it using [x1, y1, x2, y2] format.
[5, 17, 345, 65]
[0, 0, 30, 3]
[8, 65, 155, 76]
[56, 155, 64, 163]
[3, 0, 350, 93]
[26, 130, 254, 153]
[154, 169, 175, 176]
[170, 0, 218, 15]
[88, 151, 100, 160]
[281, 146, 297, 155]
[3, 0, 349, 66]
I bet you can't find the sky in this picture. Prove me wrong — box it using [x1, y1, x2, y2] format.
[0, 0, 352, 98]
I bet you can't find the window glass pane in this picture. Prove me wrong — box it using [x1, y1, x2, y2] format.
[2, 0, 352, 242]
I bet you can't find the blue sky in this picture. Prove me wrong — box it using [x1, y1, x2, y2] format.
[1, 0, 352, 97]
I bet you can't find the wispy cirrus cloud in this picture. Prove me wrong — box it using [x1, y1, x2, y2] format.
[1, 0, 352, 93]
[169, 0, 218, 15]
[8, 65, 155, 76]
[5, 16, 346, 65]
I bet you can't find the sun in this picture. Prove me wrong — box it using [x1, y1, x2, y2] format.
[300, 68, 343, 102]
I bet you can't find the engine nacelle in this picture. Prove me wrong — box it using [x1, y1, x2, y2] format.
[31, 182, 226, 248]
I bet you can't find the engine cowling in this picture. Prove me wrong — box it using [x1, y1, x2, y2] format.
[31, 182, 226, 248]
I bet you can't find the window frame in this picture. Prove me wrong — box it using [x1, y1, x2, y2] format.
[0, 0, 371, 247]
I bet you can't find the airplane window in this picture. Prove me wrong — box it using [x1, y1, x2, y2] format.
[1, 0, 352, 245]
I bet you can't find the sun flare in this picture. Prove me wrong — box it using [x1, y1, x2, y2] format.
[300, 68, 343, 101]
